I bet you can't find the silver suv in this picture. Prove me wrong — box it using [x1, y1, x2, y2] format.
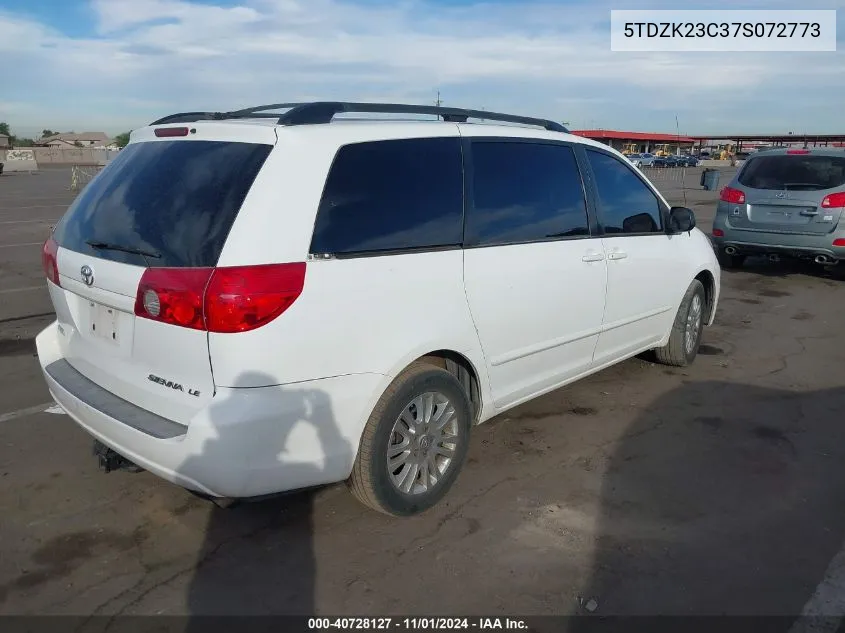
[711, 148, 845, 268]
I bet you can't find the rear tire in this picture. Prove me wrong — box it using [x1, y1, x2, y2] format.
[654, 279, 706, 368]
[717, 248, 745, 269]
[348, 361, 472, 517]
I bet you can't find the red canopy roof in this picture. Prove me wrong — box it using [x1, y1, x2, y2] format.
[571, 129, 695, 143]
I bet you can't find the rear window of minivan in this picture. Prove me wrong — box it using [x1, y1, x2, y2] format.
[738, 155, 845, 191]
[53, 140, 272, 267]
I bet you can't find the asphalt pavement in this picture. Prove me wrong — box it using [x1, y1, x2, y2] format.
[2, 165, 845, 629]
[0, 168, 74, 322]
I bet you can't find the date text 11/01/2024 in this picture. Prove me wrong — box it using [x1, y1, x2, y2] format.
[308, 618, 529, 630]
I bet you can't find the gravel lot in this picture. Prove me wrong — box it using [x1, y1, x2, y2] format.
[2, 165, 845, 628]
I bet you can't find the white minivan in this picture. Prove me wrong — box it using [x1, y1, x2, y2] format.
[36, 102, 720, 516]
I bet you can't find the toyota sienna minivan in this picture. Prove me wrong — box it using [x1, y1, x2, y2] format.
[37, 102, 720, 516]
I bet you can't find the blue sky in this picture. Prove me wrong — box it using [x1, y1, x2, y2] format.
[1, 0, 843, 138]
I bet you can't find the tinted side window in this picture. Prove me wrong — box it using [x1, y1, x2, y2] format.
[467, 142, 589, 246]
[587, 150, 663, 234]
[310, 138, 463, 255]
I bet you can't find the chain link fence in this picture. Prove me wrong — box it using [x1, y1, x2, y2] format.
[637, 166, 692, 183]
[69, 165, 104, 192]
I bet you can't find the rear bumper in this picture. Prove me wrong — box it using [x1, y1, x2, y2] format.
[711, 222, 845, 260]
[36, 321, 382, 498]
[712, 239, 845, 261]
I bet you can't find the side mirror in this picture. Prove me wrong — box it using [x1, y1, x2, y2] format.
[668, 206, 696, 233]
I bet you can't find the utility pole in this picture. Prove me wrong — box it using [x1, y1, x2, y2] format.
[675, 114, 681, 155]
[433, 91, 443, 121]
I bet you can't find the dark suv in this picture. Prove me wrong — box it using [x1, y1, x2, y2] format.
[711, 148, 845, 268]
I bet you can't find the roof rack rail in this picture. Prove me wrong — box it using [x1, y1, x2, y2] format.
[150, 112, 222, 125]
[149, 111, 280, 125]
[150, 102, 569, 133]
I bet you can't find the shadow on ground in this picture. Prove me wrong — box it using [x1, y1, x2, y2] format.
[567, 381, 845, 631]
[182, 372, 351, 620]
[724, 257, 845, 282]
[174, 370, 845, 630]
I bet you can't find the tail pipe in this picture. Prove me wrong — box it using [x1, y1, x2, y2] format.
[724, 246, 738, 256]
[815, 255, 837, 265]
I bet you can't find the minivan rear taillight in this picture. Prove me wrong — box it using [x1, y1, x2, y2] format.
[42, 238, 60, 286]
[134, 263, 306, 333]
[205, 263, 307, 333]
[821, 192, 845, 209]
[135, 268, 213, 331]
[720, 186, 746, 204]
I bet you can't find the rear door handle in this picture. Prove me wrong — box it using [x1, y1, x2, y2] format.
[582, 253, 606, 263]
[607, 251, 628, 260]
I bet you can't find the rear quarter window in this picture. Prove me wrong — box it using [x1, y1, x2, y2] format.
[738, 155, 845, 191]
[310, 137, 464, 256]
[53, 140, 272, 267]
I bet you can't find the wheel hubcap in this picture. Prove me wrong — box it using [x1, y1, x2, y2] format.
[685, 294, 703, 354]
[387, 391, 459, 495]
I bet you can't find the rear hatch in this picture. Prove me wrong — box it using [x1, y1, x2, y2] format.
[728, 152, 845, 235]
[45, 125, 275, 426]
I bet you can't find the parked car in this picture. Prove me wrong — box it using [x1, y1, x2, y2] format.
[36, 102, 720, 516]
[631, 152, 656, 167]
[675, 155, 700, 167]
[712, 148, 845, 268]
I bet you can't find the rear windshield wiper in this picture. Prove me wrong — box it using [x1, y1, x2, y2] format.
[86, 240, 161, 260]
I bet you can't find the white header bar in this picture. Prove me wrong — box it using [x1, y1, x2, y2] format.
[611, 10, 837, 52]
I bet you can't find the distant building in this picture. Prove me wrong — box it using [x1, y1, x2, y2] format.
[569, 129, 696, 154]
[36, 132, 112, 149]
[0, 133, 9, 148]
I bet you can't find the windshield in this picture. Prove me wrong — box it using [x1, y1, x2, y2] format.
[53, 139, 272, 267]
[738, 155, 845, 191]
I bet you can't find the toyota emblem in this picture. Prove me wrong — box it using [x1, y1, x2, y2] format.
[80, 265, 94, 287]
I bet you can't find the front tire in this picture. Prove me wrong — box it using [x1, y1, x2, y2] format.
[348, 361, 472, 517]
[655, 279, 706, 367]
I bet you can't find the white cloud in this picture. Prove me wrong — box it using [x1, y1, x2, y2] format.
[91, 0, 263, 34]
[1, 0, 844, 137]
